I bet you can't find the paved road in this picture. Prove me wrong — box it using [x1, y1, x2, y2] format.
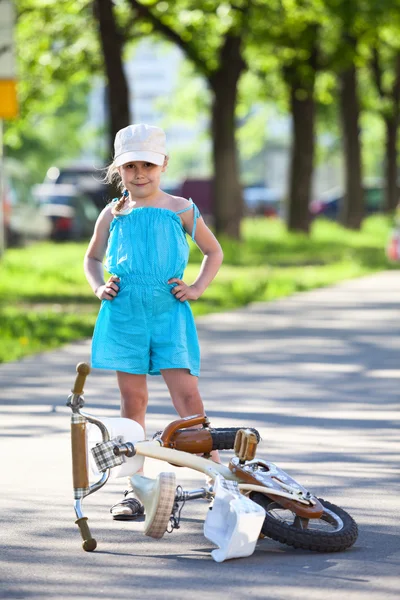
[1, 272, 399, 599]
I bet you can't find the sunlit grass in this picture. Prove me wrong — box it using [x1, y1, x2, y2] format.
[0, 215, 397, 363]
[0, 306, 97, 362]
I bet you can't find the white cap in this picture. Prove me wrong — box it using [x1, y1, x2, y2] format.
[114, 123, 166, 167]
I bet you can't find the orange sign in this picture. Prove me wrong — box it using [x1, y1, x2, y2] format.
[0, 0, 18, 118]
[0, 80, 18, 119]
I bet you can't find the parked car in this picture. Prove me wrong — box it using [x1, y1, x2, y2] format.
[33, 183, 100, 241]
[310, 183, 394, 219]
[45, 164, 109, 210]
[243, 185, 283, 217]
[177, 178, 283, 219]
[2, 159, 51, 247]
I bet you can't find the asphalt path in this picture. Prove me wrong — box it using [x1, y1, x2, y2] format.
[1, 271, 399, 599]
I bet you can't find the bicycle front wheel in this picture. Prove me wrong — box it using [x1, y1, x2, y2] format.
[251, 493, 358, 552]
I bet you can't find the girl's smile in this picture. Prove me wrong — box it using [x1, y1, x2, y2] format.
[118, 160, 167, 201]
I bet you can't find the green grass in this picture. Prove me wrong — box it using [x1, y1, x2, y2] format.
[0, 306, 96, 362]
[0, 215, 397, 363]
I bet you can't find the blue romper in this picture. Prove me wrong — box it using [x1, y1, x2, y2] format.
[91, 200, 201, 377]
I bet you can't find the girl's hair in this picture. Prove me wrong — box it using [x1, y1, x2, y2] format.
[104, 161, 126, 214]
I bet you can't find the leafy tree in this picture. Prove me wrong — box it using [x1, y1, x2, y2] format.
[324, 0, 368, 230]
[7, 0, 254, 237]
[4, 0, 101, 180]
[248, 0, 327, 233]
[5, 0, 132, 181]
[368, 16, 400, 212]
[125, 0, 253, 238]
[338, 34, 364, 229]
[93, 0, 131, 157]
[323, 0, 400, 228]
[282, 21, 320, 234]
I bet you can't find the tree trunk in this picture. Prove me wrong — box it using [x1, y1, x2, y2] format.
[209, 36, 245, 239]
[94, 0, 131, 161]
[384, 115, 399, 212]
[339, 65, 363, 228]
[286, 82, 315, 233]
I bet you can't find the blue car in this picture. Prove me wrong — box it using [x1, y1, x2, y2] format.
[310, 185, 390, 219]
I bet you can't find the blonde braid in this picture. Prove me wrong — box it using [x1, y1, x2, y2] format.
[111, 197, 126, 214]
[104, 161, 128, 214]
[112, 192, 129, 215]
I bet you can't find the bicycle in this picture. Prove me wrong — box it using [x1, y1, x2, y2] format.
[68, 363, 358, 562]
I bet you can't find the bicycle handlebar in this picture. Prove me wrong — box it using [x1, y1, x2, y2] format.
[72, 362, 91, 395]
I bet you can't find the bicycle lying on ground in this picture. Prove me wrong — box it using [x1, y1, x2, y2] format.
[68, 363, 358, 562]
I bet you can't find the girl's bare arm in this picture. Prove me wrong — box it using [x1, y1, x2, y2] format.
[83, 206, 119, 300]
[169, 213, 223, 301]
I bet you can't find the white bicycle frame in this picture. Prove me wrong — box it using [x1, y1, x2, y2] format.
[68, 363, 319, 562]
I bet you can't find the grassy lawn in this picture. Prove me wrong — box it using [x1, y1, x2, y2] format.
[0, 215, 397, 363]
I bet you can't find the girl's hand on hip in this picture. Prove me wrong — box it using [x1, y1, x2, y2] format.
[96, 276, 120, 300]
[168, 278, 200, 302]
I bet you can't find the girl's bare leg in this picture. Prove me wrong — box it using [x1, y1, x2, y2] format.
[112, 372, 148, 518]
[161, 368, 221, 464]
[116, 371, 148, 429]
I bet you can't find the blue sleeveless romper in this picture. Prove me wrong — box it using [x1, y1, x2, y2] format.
[91, 201, 201, 377]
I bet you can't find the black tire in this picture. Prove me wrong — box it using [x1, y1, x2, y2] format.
[210, 427, 261, 451]
[251, 493, 358, 552]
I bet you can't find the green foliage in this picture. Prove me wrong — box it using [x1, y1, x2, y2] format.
[187, 214, 397, 315]
[4, 0, 103, 182]
[127, 0, 251, 75]
[0, 241, 97, 303]
[188, 215, 394, 268]
[155, 53, 212, 180]
[4, 82, 93, 182]
[0, 215, 395, 363]
[13, 0, 100, 114]
[4, 0, 400, 230]
[0, 306, 97, 362]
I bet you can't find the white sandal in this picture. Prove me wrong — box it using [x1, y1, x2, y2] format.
[110, 490, 145, 521]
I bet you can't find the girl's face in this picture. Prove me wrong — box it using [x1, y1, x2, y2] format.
[118, 159, 167, 198]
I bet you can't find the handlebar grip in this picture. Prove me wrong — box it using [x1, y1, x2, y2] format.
[72, 362, 91, 395]
[71, 416, 89, 492]
[75, 517, 97, 552]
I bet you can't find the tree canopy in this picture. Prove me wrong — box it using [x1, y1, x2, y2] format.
[4, 0, 400, 232]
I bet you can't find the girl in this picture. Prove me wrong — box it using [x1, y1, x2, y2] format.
[84, 123, 223, 519]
